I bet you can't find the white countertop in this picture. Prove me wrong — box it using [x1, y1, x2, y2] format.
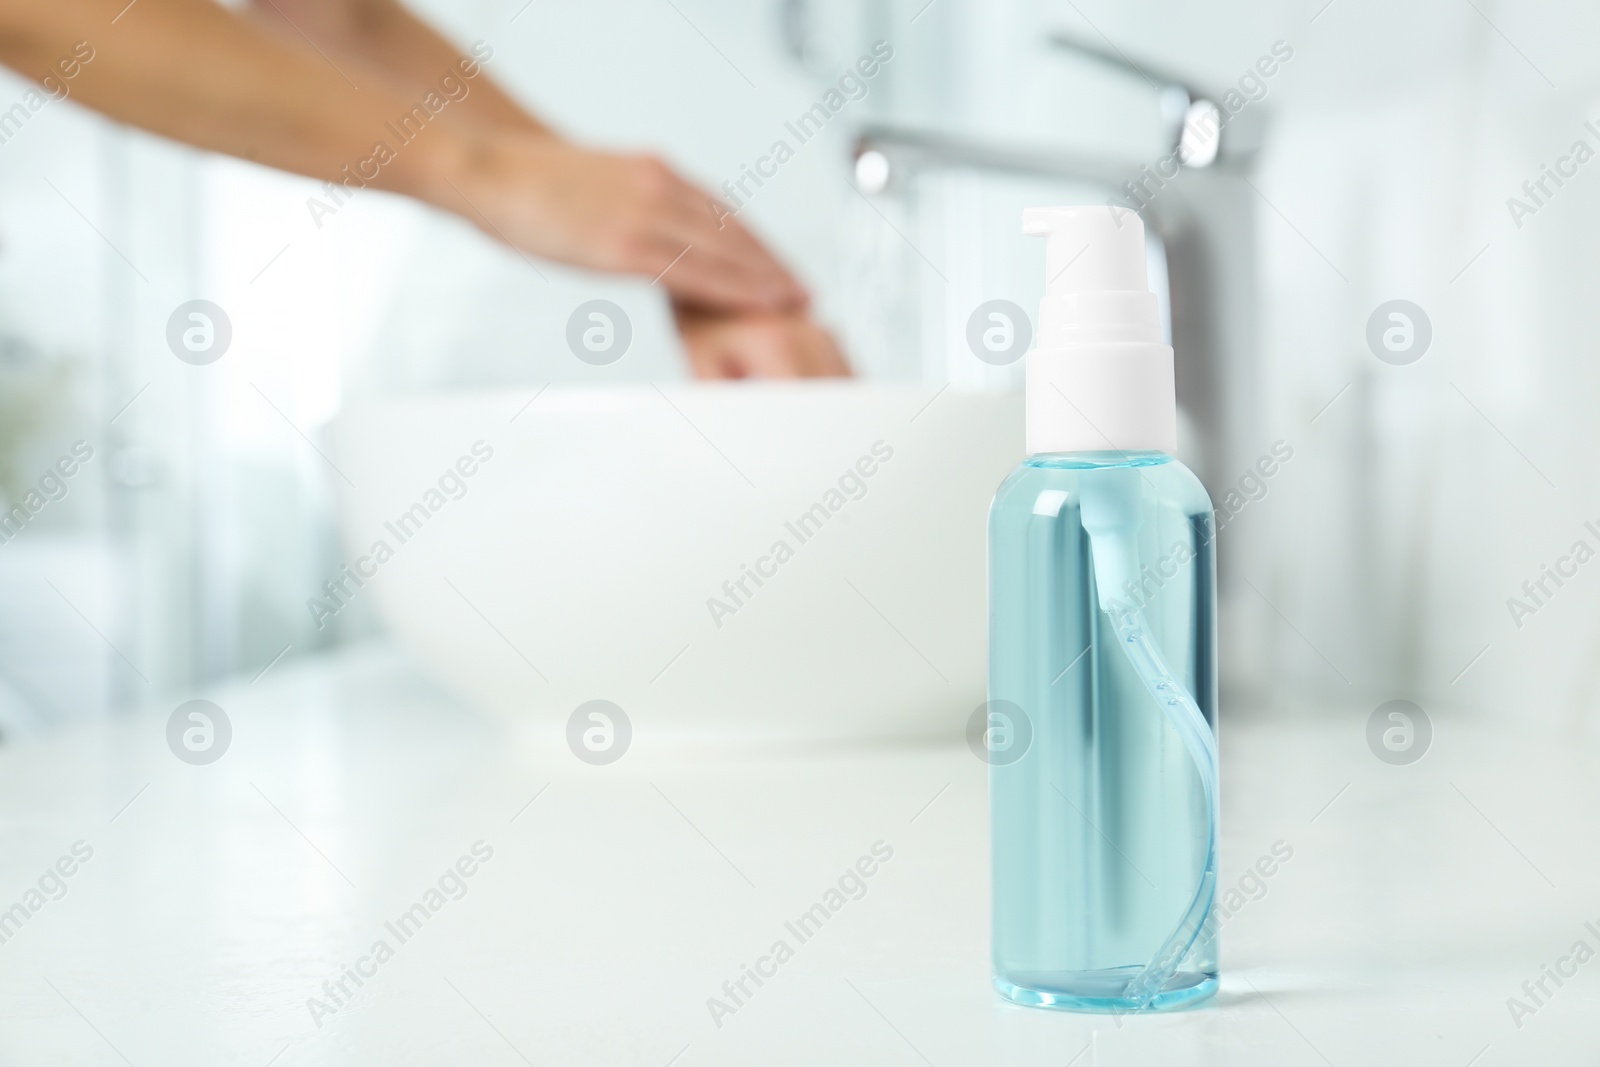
[1, 647, 1596, 1065]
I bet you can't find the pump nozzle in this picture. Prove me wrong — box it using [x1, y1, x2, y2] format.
[1020, 205, 1175, 454]
[1022, 206, 1147, 298]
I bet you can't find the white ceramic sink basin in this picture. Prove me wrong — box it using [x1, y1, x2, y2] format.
[333, 383, 1022, 745]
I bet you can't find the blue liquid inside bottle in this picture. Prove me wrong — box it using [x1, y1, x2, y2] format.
[988, 450, 1218, 1012]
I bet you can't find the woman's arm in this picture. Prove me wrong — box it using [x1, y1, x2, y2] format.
[244, 0, 550, 137]
[0, 0, 808, 316]
[0, 0, 458, 200]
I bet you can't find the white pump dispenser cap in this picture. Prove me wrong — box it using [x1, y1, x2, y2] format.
[1021, 207, 1176, 455]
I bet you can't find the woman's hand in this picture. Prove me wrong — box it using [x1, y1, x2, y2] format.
[442, 134, 849, 377]
[674, 302, 850, 380]
[445, 135, 809, 316]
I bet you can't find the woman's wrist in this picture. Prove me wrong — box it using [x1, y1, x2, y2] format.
[389, 118, 496, 214]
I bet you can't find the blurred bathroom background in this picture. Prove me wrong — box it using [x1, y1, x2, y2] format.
[1, 0, 1594, 734]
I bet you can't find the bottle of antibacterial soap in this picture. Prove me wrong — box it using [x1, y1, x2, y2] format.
[988, 206, 1219, 1012]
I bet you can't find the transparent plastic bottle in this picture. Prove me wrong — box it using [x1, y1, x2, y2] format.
[988, 449, 1217, 1011]
[986, 206, 1219, 1012]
